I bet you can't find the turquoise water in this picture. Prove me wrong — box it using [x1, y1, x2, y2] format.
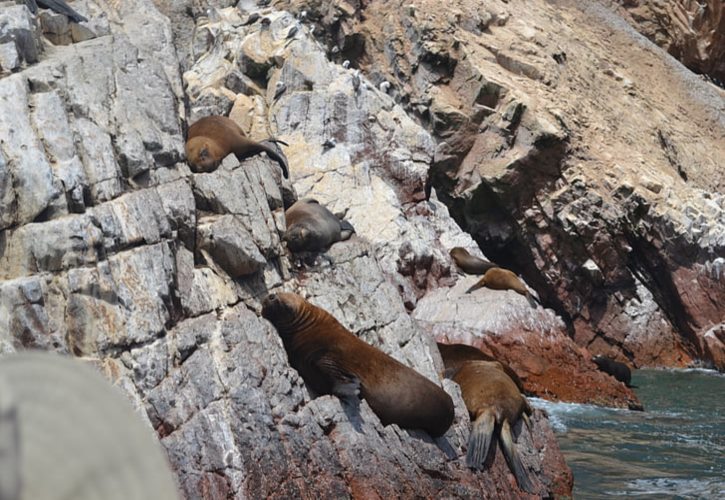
[532, 369, 725, 499]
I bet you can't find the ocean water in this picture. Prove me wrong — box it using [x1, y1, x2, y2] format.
[531, 369, 725, 499]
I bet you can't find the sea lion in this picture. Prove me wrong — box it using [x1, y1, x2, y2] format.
[466, 267, 539, 307]
[284, 198, 355, 252]
[592, 355, 634, 387]
[185, 115, 289, 178]
[437, 342, 526, 393]
[262, 292, 455, 437]
[450, 247, 498, 275]
[447, 360, 535, 493]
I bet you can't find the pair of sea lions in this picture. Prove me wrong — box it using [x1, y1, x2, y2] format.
[438, 342, 535, 493]
[450, 247, 539, 306]
[185, 115, 290, 178]
[283, 199, 355, 252]
[262, 292, 455, 437]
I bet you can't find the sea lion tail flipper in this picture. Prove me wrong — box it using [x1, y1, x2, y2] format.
[39, 0, 88, 22]
[466, 410, 495, 470]
[465, 279, 485, 294]
[521, 412, 532, 433]
[256, 140, 290, 179]
[526, 293, 541, 308]
[339, 219, 356, 240]
[500, 419, 535, 494]
[265, 137, 289, 147]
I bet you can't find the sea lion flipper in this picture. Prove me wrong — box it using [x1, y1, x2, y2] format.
[339, 219, 355, 240]
[256, 140, 290, 179]
[315, 356, 361, 398]
[500, 419, 535, 493]
[466, 410, 495, 470]
[465, 278, 485, 294]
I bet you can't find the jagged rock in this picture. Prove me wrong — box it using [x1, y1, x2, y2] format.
[279, 0, 724, 370]
[0, 4, 43, 66]
[196, 214, 267, 278]
[613, 0, 725, 83]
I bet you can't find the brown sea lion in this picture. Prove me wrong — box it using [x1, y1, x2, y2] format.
[466, 267, 539, 307]
[284, 199, 355, 253]
[262, 292, 455, 437]
[450, 247, 498, 275]
[447, 360, 535, 493]
[185, 115, 289, 177]
[437, 342, 526, 393]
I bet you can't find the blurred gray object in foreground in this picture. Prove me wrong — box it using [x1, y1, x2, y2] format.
[0, 351, 179, 500]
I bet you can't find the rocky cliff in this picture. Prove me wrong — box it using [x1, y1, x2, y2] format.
[1, 0, 722, 497]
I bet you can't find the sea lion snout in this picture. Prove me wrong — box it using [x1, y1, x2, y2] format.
[261, 292, 304, 327]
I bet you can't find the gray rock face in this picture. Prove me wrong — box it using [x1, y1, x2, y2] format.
[0, 1, 573, 498]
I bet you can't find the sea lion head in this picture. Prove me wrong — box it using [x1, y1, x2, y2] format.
[449, 247, 469, 260]
[261, 292, 307, 333]
[283, 226, 312, 252]
[185, 137, 220, 172]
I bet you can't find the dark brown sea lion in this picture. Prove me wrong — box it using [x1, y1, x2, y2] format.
[262, 292, 455, 437]
[185, 115, 289, 177]
[450, 247, 498, 275]
[284, 199, 355, 252]
[466, 267, 539, 307]
[592, 355, 634, 387]
[447, 360, 535, 493]
[437, 342, 526, 393]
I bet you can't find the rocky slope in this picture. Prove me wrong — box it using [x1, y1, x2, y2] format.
[2, 0, 721, 497]
[273, 0, 724, 371]
[0, 0, 576, 498]
[612, 0, 725, 84]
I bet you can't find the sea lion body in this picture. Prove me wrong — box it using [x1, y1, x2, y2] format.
[185, 115, 289, 177]
[284, 199, 355, 252]
[450, 247, 498, 275]
[466, 267, 539, 307]
[449, 361, 535, 493]
[437, 342, 526, 393]
[262, 292, 455, 437]
[592, 355, 633, 387]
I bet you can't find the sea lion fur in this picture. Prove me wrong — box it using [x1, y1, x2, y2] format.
[447, 360, 535, 493]
[592, 355, 634, 387]
[450, 247, 498, 275]
[284, 198, 355, 252]
[262, 292, 455, 437]
[437, 342, 526, 394]
[466, 267, 539, 307]
[185, 115, 289, 177]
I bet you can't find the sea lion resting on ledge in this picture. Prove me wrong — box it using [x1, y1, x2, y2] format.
[449, 247, 498, 275]
[283, 199, 355, 252]
[185, 115, 289, 178]
[446, 360, 535, 493]
[262, 292, 455, 437]
[466, 267, 540, 307]
[437, 342, 526, 394]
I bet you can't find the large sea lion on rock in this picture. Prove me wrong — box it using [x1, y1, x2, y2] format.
[466, 267, 539, 307]
[185, 115, 289, 177]
[437, 342, 526, 393]
[262, 292, 455, 437]
[449, 247, 498, 275]
[283, 199, 355, 253]
[446, 361, 535, 493]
